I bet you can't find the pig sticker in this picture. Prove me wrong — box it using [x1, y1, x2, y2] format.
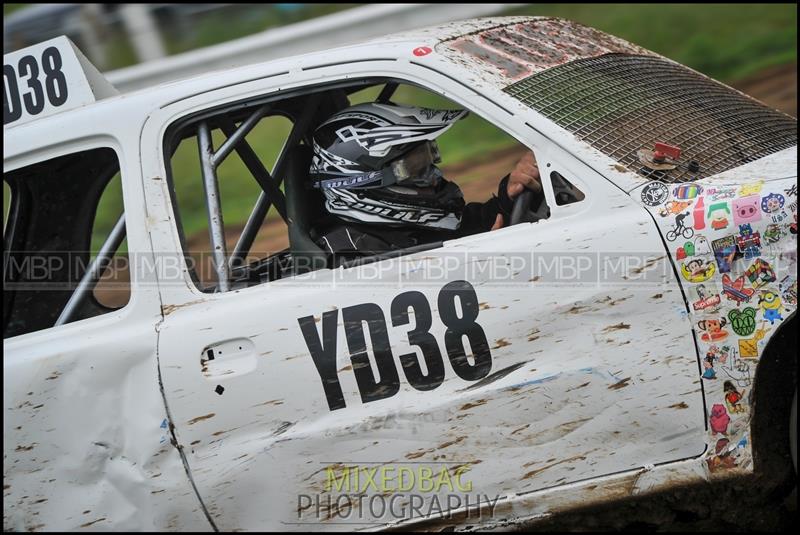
[732, 195, 761, 225]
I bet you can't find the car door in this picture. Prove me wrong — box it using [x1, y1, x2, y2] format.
[3, 136, 208, 531]
[143, 65, 706, 530]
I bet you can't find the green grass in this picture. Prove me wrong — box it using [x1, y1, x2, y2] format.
[501, 3, 797, 82]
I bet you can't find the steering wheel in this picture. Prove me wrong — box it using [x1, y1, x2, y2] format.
[510, 189, 549, 225]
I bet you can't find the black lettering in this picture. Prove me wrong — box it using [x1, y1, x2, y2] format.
[343, 303, 399, 404]
[3, 64, 22, 124]
[438, 280, 492, 381]
[42, 47, 67, 107]
[298, 310, 346, 411]
[391, 291, 444, 391]
[18, 54, 44, 115]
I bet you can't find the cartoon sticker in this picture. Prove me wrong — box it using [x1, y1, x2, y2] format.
[641, 182, 669, 206]
[702, 343, 731, 380]
[757, 288, 784, 324]
[735, 224, 761, 259]
[707, 202, 730, 230]
[697, 317, 729, 343]
[658, 200, 693, 217]
[727, 307, 757, 336]
[681, 258, 716, 283]
[764, 224, 784, 243]
[732, 195, 762, 225]
[761, 193, 785, 214]
[724, 380, 746, 414]
[710, 403, 730, 435]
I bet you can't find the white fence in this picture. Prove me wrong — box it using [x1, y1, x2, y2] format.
[105, 3, 524, 92]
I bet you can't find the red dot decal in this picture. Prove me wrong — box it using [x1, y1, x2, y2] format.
[413, 46, 432, 57]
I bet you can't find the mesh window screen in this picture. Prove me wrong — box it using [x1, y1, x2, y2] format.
[505, 54, 797, 183]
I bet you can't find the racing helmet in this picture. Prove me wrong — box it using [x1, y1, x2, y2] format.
[309, 102, 468, 230]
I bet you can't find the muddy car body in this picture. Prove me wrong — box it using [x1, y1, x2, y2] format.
[3, 17, 797, 531]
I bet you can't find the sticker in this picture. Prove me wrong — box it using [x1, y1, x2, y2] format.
[727, 307, 757, 336]
[721, 274, 755, 304]
[412, 46, 433, 57]
[738, 323, 769, 358]
[710, 403, 730, 435]
[672, 183, 703, 200]
[692, 197, 706, 230]
[711, 235, 741, 274]
[691, 284, 722, 312]
[764, 224, 784, 243]
[666, 212, 694, 241]
[707, 202, 730, 231]
[658, 200, 692, 217]
[641, 182, 669, 206]
[681, 258, 716, 283]
[780, 276, 797, 306]
[785, 184, 797, 197]
[705, 186, 737, 201]
[761, 193, 785, 214]
[702, 344, 729, 380]
[724, 381, 746, 413]
[735, 224, 761, 258]
[697, 317, 729, 343]
[721, 349, 751, 387]
[738, 181, 763, 196]
[744, 258, 776, 289]
[732, 195, 762, 225]
[676, 236, 712, 260]
[757, 289, 784, 324]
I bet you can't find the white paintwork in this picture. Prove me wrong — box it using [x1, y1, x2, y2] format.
[3, 16, 797, 532]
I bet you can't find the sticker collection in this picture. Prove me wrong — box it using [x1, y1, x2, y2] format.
[641, 179, 797, 474]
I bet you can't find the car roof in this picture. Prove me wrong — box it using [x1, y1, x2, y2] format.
[3, 17, 640, 143]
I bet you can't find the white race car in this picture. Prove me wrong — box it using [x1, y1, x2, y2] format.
[3, 16, 797, 531]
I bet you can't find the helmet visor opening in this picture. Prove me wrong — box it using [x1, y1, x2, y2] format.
[391, 141, 442, 187]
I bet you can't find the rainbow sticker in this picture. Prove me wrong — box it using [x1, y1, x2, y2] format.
[673, 184, 704, 200]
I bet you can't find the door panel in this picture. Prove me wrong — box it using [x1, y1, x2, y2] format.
[157, 163, 706, 529]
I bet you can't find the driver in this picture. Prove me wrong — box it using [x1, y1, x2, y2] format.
[308, 102, 542, 264]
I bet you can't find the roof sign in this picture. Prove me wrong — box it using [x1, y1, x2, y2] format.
[3, 36, 118, 129]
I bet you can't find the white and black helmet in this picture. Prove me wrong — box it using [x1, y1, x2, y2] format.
[310, 102, 468, 230]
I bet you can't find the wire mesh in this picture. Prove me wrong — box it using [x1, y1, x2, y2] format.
[505, 54, 797, 183]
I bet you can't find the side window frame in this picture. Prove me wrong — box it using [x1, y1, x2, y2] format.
[147, 64, 594, 300]
[3, 141, 132, 339]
